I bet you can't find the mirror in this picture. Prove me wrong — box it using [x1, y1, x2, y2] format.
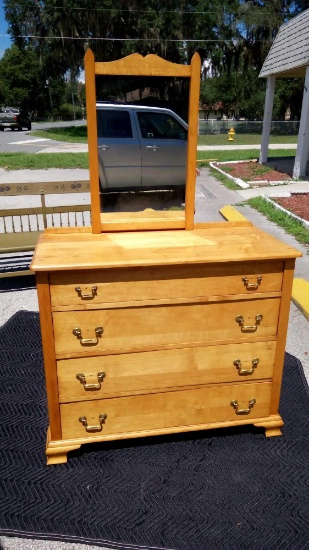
[85, 50, 200, 233]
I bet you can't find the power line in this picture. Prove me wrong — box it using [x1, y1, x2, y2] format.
[4, 3, 291, 16]
[0, 34, 274, 43]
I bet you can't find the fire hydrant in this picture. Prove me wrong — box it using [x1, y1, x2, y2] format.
[228, 127, 235, 141]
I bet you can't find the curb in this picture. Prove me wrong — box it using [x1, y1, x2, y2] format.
[220, 205, 309, 322]
[209, 161, 250, 189]
[263, 195, 309, 231]
[219, 205, 250, 222]
[209, 160, 293, 190]
[292, 279, 309, 321]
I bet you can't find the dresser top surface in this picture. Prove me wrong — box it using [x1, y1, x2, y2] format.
[30, 226, 301, 271]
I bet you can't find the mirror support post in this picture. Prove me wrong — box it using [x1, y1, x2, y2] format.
[185, 52, 201, 230]
[85, 49, 102, 234]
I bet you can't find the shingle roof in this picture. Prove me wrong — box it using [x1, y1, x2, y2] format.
[259, 9, 309, 78]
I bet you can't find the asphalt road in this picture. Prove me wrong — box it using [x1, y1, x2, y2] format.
[0, 120, 86, 153]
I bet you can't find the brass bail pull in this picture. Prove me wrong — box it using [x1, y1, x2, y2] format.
[79, 414, 107, 433]
[231, 399, 256, 415]
[235, 314, 263, 332]
[73, 326, 103, 345]
[76, 372, 106, 390]
[234, 358, 259, 375]
[75, 286, 98, 300]
[242, 276, 262, 290]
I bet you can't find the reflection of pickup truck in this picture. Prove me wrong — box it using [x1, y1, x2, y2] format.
[0, 107, 32, 131]
[96, 103, 188, 191]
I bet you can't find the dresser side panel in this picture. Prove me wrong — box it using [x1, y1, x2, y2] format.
[36, 272, 62, 440]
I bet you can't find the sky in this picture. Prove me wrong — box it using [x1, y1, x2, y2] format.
[0, 1, 11, 58]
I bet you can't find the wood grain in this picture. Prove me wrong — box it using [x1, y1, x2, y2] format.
[49, 262, 283, 309]
[57, 340, 276, 402]
[60, 381, 272, 440]
[30, 228, 302, 272]
[53, 297, 281, 356]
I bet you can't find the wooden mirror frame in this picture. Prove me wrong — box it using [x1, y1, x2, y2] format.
[84, 49, 201, 233]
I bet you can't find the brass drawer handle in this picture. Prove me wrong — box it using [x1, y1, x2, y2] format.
[76, 371, 106, 390]
[235, 314, 263, 332]
[233, 358, 259, 376]
[79, 414, 107, 433]
[242, 276, 262, 290]
[75, 286, 98, 300]
[231, 399, 256, 415]
[73, 326, 104, 345]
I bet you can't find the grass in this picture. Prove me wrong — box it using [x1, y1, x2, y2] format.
[244, 196, 309, 247]
[208, 167, 240, 190]
[30, 125, 298, 147]
[0, 152, 89, 170]
[0, 149, 297, 171]
[31, 125, 88, 143]
[198, 133, 297, 146]
[197, 149, 296, 164]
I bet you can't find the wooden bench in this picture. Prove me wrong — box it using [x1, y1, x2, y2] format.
[0, 181, 91, 278]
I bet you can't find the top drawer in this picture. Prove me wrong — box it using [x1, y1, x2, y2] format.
[49, 262, 283, 309]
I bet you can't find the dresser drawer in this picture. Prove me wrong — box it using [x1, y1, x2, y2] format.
[57, 341, 276, 402]
[49, 262, 283, 309]
[60, 381, 272, 440]
[53, 297, 280, 356]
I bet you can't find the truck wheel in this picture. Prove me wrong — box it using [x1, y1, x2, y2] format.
[0, 127, 4, 131]
[18, 126, 22, 131]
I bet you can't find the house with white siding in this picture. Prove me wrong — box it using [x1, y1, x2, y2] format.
[259, 8, 309, 178]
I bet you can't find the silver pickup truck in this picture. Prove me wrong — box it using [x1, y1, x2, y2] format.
[0, 107, 32, 131]
[97, 103, 188, 191]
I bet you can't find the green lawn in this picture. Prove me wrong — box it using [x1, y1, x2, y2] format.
[198, 133, 297, 146]
[244, 197, 309, 247]
[197, 149, 296, 164]
[31, 125, 88, 143]
[31, 125, 298, 147]
[0, 149, 297, 171]
[0, 121, 298, 171]
[0, 152, 89, 170]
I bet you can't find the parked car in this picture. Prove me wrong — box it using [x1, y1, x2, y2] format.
[96, 103, 188, 192]
[0, 107, 32, 131]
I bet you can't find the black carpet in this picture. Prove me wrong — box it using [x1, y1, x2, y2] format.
[1, 311, 309, 550]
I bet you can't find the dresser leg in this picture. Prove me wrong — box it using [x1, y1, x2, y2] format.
[46, 427, 81, 466]
[264, 427, 283, 437]
[47, 453, 69, 465]
[253, 415, 284, 437]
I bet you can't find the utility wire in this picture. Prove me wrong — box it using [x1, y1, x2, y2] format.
[0, 34, 271, 42]
[4, 3, 292, 16]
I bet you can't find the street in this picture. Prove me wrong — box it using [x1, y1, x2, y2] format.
[0, 120, 86, 153]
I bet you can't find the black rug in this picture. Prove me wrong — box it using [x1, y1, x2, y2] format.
[1, 311, 309, 550]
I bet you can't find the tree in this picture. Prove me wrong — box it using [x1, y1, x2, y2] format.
[3, 1, 309, 119]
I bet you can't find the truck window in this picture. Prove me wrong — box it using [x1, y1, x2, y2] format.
[137, 112, 187, 140]
[97, 110, 133, 138]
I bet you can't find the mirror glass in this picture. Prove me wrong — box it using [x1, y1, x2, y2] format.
[95, 75, 189, 218]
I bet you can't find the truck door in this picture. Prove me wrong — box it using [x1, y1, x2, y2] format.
[136, 111, 187, 188]
[97, 109, 142, 190]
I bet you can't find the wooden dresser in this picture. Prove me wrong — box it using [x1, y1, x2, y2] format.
[30, 226, 301, 465]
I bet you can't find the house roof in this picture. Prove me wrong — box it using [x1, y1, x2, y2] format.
[259, 9, 309, 78]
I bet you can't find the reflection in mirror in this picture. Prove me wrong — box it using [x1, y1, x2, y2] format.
[95, 76, 189, 218]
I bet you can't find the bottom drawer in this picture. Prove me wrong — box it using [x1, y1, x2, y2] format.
[60, 381, 272, 440]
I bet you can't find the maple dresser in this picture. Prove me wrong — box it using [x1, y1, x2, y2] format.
[30, 225, 301, 465]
